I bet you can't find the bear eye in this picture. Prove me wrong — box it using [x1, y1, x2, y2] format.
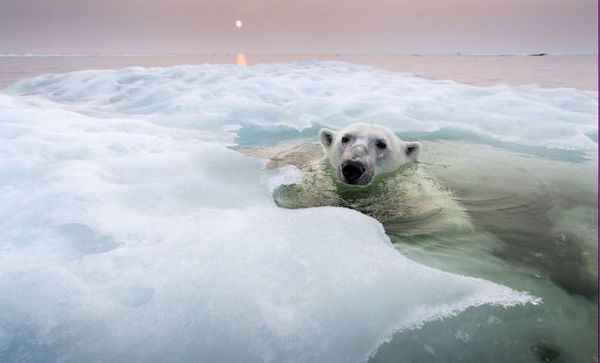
[376, 141, 387, 150]
[341, 135, 350, 143]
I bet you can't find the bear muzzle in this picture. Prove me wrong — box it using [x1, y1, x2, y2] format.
[340, 160, 372, 185]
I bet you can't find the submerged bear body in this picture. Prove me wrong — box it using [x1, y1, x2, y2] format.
[241, 123, 472, 236]
[273, 156, 472, 236]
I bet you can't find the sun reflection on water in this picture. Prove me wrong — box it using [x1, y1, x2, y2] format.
[236, 53, 247, 67]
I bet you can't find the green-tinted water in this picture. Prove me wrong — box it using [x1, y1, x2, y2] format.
[241, 128, 598, 362]
[373, 141, 597, 363]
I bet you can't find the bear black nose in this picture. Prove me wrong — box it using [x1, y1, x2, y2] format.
[341, 161, 366, 184]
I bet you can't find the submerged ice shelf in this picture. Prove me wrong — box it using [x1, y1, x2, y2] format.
[1, 61, 593, 362]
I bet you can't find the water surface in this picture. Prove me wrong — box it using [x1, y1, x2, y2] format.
[0, 54, 597, 90]
[0, 59, 596, 362]
[237, 126, 598, 362]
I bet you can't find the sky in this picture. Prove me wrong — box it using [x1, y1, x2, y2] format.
[0, 0, 597, 55]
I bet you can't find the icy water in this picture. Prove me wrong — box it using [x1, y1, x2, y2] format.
[0, 60, 597, 362]
[0, 54, 597, 90]
[377, 140, 598, 363]
[238, 127, 598, 362]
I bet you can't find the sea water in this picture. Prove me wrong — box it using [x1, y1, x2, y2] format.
[0, 62, 596, 362]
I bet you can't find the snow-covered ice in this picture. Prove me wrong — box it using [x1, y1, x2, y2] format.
[1, 61, 592, 362]
[7, 62, 597, 150]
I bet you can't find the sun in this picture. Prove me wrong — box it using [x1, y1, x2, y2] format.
[235, 20, 243, 28]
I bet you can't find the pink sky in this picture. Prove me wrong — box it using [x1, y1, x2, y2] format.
[0, 0, 597, 54]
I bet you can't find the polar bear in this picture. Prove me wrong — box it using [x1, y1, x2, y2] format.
[236, 123, 472, 235]
[266, 123, 473, 236]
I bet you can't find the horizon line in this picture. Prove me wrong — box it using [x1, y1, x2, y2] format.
[0, 51, 598, 58]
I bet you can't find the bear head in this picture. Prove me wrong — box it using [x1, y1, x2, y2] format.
[319, 123, 421, 186]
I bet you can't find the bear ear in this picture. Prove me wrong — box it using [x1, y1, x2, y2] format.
[319, 128, 336, 149]
[405, 142, 422, 160]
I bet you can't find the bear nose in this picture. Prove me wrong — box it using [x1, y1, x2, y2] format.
[341, 161, 366, 183]
[351, 145, 368, 158]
